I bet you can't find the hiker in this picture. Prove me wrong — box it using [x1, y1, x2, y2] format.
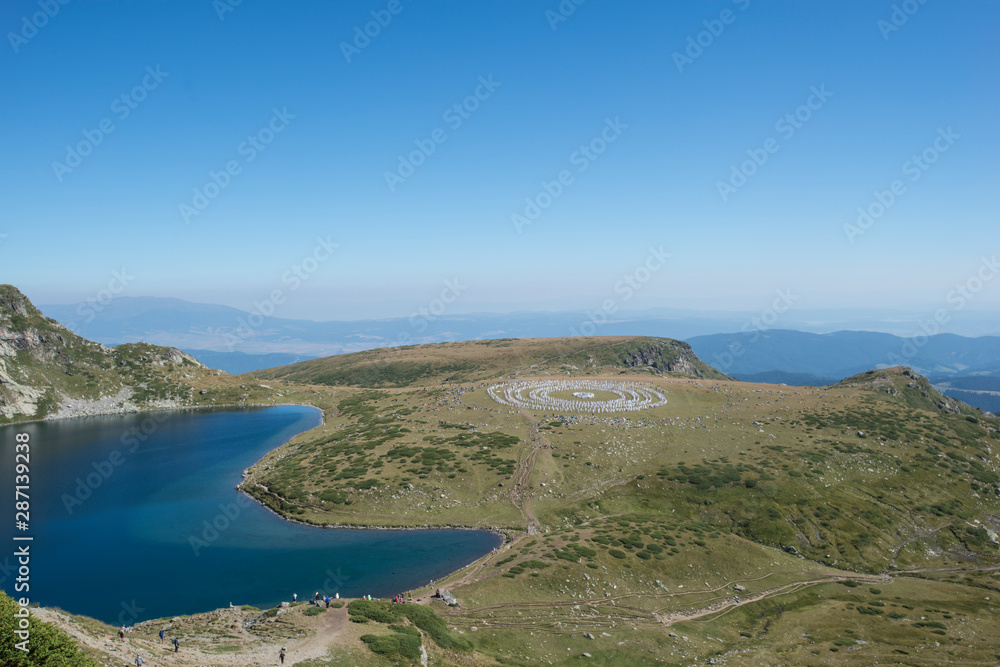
[172, 637, 180, 653]
[292, 593, 297, 603]
[135, 655, 144, 666]
[158, 629, 165, 642]
[325, 596, 330, 608]
[314, 591, 320, 603]
[118, 628, 125, 642]
[279, 647, 287, 664]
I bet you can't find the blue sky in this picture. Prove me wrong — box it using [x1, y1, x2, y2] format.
[1, 0, 998, 320]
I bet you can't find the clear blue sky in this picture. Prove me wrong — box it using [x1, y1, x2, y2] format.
[2, 0, 998, 320]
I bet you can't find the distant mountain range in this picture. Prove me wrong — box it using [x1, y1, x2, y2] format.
[686, 329, 1000, 413]
[685, 330, 1000, 381]
[35, 297, 1000, 413]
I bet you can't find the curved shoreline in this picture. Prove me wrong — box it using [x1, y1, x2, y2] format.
[235, 404, 515, 542]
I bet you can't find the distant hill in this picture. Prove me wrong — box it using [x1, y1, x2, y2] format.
[252, 336, 730, 387]
[688, 329, 1000, 383]
[827, 367, 977, 416]
[40, 295, 1000, 359]
[940, 389, 1000, 414]
[39, 297, 763, 357]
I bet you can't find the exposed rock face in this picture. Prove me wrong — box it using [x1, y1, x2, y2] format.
[0, 284, 204, 422]
[0, 364, 44, 418]
[620, 340, 709, 378]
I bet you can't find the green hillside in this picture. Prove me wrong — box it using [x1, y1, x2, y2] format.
[829, 366, 978, 415]
[7, 294, 1000, 665]
[0, 285, 283, 423]
[251, 335, 730, 388]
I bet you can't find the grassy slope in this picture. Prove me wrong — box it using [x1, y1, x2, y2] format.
[251, 336, 730, 388]
[11, 319, 999, 665]
[830, 366, 978, 416]
[239, 341, 1000, 664]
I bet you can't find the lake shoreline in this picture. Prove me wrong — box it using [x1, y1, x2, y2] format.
[234, 404, 515, 544]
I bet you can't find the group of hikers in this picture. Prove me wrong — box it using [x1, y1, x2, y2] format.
[117, 589, 362, 665]
[123, 629, 179, 666]
[294, 590, 341, 607]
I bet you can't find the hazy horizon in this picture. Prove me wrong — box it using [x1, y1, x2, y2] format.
[3, 0, 998, 324]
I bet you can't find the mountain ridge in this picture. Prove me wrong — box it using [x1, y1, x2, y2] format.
[0, 286, 280, 422]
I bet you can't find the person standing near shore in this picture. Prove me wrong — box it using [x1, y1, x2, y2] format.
[279, 647, 287, 663]
[172, 637, 180, 652]
[158, 629, 164, 643]
[292, 593, 297, 603]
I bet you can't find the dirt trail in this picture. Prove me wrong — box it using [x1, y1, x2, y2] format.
[508, 407, 549, 534]
[34, 604, 347, 666]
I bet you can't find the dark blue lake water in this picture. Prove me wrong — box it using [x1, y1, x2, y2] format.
[0, 405, 499, 624]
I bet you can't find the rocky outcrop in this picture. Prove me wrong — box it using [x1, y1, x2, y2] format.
[619, 340, 718, 379]
[0, 362, 45, 418]
[829, 366, 975, 415]
[0, 284, 205, 422]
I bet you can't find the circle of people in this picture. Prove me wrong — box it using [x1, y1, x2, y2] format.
[487, 380, 667, 413]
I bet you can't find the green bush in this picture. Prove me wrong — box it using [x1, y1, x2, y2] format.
[303, 605, 326, 616]
[348, 599, 401, 624]
[361, 631, 422, 661]
[0, 592, 98, 666]
[608, 549, 626, 559]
